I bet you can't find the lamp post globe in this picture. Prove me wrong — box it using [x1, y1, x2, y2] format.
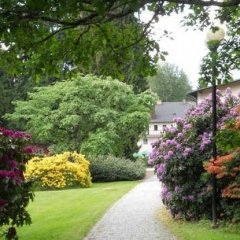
[206, 26, 225, 50]
[206, 27, 225, 42]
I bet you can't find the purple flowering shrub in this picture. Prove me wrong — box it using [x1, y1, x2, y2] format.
[0, 128, 34, 239]
[149, 88, 240, 220]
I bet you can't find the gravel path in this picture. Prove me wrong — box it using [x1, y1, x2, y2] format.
[84, 171, 177, 240]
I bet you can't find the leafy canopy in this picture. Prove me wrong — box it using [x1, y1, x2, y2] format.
[0, 0, 239, 86]
[0, 3, 160, 89]
[199, 8, 240, 87]
[6, 74, 157, 158]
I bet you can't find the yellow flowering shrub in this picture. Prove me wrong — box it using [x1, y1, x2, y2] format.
[25, 152, 92, 189]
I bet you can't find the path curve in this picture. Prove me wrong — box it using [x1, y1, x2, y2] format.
[84, 173, 177, 240]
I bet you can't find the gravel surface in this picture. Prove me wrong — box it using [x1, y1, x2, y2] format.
[84, 172, 177, 240]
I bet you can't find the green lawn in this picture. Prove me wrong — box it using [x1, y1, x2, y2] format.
[159, 207, 240, 240]
[13, 181, 139, 240]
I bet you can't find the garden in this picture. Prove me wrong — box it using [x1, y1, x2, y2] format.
[16, 181, 140, 240]
[2, 88, 240, 239]
[0, 75, 150, 239]
[0, 1, 240, 240]
[0, 128, 146, 240]
[149, 88, 240, 235]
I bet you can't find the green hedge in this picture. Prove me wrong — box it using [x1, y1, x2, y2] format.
[88, 155, 146, 182]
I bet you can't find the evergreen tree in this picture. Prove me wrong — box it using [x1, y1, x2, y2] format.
[148, 63, 192, 102]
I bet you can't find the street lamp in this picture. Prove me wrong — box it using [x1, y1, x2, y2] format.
[205, 26, 225, 228]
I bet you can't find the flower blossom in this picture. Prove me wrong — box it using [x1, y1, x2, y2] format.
[161, 142, 167, 148]
[225, 87, 232, 95]
[170, 139, 178, 145]
[25, 146, 34, 154]
[175, 186, 182, 192]
[166, 139, 172, 145]
[157, 163, 166, 175]
[169, 126, 177, 133]
[163, 155, 170, 161]
[1, 128, 31, 139]
[177, 132, 184, 138]
[174, 117, 184, 123]
[161, 185, 172, 201]
[183, 124, 192, 130]
[183, 147, 191, 157]
[183, 195, 195, 201]
[167, 151, 174, 157]
[176, 143, 182, 149]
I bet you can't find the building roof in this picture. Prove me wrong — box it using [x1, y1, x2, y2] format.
[151, 102, 193, 123]
[188, 79, 240, 99]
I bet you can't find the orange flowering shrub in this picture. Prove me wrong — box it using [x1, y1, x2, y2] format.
[235, 120, 240, 129]
[204, 150, 240, 199]
[222, 184, 240, 199]
[204, 105, 240, 221]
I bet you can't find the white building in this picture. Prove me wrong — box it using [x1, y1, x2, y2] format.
[188, 79, 240, 103]
[138, 79, 240, 155]
[138, 101, 193, 154]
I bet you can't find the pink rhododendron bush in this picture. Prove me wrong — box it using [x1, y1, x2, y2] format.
[149, 88, 240, 220]
[0, 128, 34, 239]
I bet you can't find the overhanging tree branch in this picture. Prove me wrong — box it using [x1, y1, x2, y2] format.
[74, 26, 91, 46]
[36, 26, 76, 44]
[120, 4, 163, 51]
[162, 0, 239, 7]
[1, 0, 239, 29]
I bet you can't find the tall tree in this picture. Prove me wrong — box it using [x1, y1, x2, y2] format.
[5, 75, 157, 159]
[148, 63, 192, 101]
[0, 68, 58, 126]
[0, 13, 156, 127]
[0, 1, 239, 86]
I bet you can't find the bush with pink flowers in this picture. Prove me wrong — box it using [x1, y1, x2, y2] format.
[149, 88, 240, 220]
[0, 128, 34, 239]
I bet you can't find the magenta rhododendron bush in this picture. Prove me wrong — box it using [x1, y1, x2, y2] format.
[149, 88, 240, 220]
[0, 128, 34, 239]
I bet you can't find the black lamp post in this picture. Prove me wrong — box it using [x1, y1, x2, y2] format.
[206, 26, 225, 228]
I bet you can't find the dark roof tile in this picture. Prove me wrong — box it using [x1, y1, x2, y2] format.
[151, 102, 193, 123]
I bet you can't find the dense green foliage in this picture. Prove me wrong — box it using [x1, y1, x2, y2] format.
[148, 63, 192, 101]
[0, 1, 239, 87]
[0, 129, 34, 240]
[6, 75, 157, 158]
[88, 155, 146, 182]
[15, 181, 139, 240]
[0, 4, 159, 91]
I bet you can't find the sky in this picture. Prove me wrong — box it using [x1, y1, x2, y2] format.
[140, 11, 213, 90]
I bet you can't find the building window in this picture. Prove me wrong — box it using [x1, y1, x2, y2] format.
[162, 125, 166, 131]
[143, 139, 148, 144]
[154, 125, 158, 131]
